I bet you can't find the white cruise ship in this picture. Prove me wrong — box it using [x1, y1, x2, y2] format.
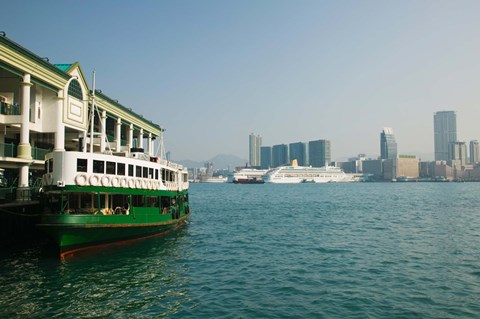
[263, 161, 361, 184]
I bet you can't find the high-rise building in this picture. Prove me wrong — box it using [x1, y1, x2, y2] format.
[260, 146, 272, 169]
[380, 127, 397, 160]
[289, 142, 307, 166]
[449, 141, 467, 166]
[249, 133, 262, 166]
[470, 140, 479, 164]
[308, 139, 331, 167]
[272, 144, 288, 167]
[434, 111, 457, 161]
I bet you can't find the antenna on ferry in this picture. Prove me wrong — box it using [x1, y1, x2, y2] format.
[89, 70, 96, 153]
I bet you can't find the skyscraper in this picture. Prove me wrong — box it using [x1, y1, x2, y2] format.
[470, 140, 479, 164]
[449, 141, 467, 166]
[272, 144, 288, 167]
[249, 133, 262, 166]
[434, 111, 457, 161]
[308, 139, 331, 167]
[260, 146, 272, 169]
[289, 142, 307, 166]
[380, 127, 397, 160]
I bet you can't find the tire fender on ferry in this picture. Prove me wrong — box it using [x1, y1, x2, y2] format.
[89, 175, 99, 186]
[111, 176, 120, 187]
[101, 176, 111, 187]
[75, 174, 88, 186]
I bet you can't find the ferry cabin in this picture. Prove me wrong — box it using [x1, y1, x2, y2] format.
[42, 150, 189, 216]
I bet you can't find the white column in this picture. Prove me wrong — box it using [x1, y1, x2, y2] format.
[115, 118, 121, 151]
[18, 73, 32, 160]
[148, 133, 153, 155]
[138, 128, 144, 149]
[100, 110, 106, 152]
[54, 89, 65, 151]
[17, 74, 32, 199]
[128, 124, 133, 150]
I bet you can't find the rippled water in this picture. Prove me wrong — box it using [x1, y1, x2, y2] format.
[1, 183, 480, 318]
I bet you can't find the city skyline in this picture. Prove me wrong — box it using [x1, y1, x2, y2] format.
[3, 1, 480, 161]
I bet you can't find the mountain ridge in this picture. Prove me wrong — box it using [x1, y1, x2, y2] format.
[177, 154, 248, 169]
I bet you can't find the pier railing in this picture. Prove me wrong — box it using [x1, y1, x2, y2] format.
[0, 102, 21, 115]
[0, 143, 50, 160]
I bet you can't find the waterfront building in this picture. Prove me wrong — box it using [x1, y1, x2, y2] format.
[362, 159, 383, 180]
[272, 144, 288, 168]
[383, 155, 419, 181]
[260, 146, 272, 169]
[469, 140, 479, 164]
[289, 142, 307, 166]
[434, 111, 457, 161]
[308, 139, 331, 168]
[380, 127, 397, 160]
[449, 141, 467, 167]
[249, 133, 262, 167]
[0, 34, 162, 201]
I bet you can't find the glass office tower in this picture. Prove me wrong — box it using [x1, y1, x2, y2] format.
[434, 111, 457, 161]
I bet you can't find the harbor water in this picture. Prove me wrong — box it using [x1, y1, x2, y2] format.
[1, 182, 480, 318]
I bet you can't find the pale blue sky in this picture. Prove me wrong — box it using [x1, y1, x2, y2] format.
[3, 1, 480, 161]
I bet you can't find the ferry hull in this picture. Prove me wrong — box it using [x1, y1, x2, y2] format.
[38, 210, 190, 256]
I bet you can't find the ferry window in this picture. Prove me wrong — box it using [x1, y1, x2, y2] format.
[183, 173, 188, 182]
[161, 169, 166, 182]
[77, 159, 88, 172]
[48, 159, 53, 173]
[93, 160, 105, 174]
[155, 169, 159, 180]
[106, 161, 116, 175]
[128, 164, 134, 177]
[149, 168, 153, 179]
[143, 167, 148, 178]
[44, 161, 48, 173]
[117, 163, 125, 176]
[136, 166, 142, 177]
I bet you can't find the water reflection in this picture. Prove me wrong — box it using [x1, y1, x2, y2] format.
[0, 224, 193, 318]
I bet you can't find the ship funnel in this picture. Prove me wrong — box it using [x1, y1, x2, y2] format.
[291, 159, 298, 166]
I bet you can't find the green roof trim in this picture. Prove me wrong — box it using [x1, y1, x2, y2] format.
[0, 35, 71, 80]
[94, 90, 162, 132]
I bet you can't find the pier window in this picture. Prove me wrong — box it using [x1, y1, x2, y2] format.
[106, 161, 116, 175]
[77, 159, 88, 172]
[128, 164, 134, 177]
[93, 160, 105, 174]
[136, 165, 142, 177]
[117, 163, 126, 176]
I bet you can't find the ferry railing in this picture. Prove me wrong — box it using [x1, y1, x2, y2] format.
[0, 102, 21, 115]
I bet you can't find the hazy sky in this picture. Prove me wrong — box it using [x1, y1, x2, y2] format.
[3, 1, 480, 161]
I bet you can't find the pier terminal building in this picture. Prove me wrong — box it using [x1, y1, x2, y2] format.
[0, 33, 162, 201]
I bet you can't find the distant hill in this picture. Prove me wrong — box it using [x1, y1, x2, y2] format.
[177, 154, 248, 170]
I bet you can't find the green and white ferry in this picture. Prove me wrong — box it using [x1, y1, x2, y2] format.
[38, 147, 190, 256]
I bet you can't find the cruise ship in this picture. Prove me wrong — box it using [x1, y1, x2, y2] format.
[263, 161, 361, 184]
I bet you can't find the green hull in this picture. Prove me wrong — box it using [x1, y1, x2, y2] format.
[38, 209, 190, 255]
